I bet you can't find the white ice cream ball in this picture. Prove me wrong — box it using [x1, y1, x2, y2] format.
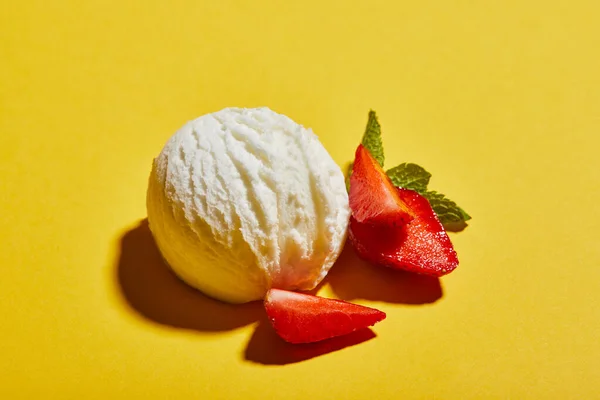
[146, 107, 350, 303]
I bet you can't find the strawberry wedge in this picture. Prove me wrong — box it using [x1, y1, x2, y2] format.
[349, 145, 458, 277]
[350, 144, 414, 226]
[264, 289, 386, 344]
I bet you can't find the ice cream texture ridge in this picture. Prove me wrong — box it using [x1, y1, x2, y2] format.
[147, 107, 350, 303]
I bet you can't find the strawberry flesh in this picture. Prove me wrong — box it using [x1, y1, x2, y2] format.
[348, 144, 458, 277]
[264, 288, 386, 344]
[349, 187, 458, 277]
[350, 144, 413, 226]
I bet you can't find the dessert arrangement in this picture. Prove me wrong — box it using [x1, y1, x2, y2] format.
[147, 107, 470, 345]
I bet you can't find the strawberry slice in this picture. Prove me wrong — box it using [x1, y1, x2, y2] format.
[264, 289, 386, 344]
[350, 144, 414, 226]
[348, 145, 458, 277]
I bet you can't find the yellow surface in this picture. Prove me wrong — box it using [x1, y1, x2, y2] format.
[2, 1, 599, 398]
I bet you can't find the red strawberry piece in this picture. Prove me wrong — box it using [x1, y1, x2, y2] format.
[350, 144, 414, 227]
[349, 186, 458, 277]
[264, 288, 386, 344]
[348, 144, 458, 277]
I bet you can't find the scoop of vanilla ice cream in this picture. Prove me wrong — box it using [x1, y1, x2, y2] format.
[146, 107, 350, 303]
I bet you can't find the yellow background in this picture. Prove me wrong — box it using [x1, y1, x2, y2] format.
[2, 1, 599, 398]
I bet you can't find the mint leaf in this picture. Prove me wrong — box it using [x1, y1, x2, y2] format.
[361, 110, 385, 167]
[423, 191, 471, 224]
[386, 163, 471, 230]
[346, 111, 383, 192]
[386, 163, 431, 192]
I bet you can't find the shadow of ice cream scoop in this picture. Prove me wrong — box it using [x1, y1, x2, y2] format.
[115, 219, 262, 331]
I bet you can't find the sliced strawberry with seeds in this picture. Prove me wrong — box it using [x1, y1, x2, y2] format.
[264, 289, 386, 344]
[350, 144, 414, 226]
[349, 187, 458, 276]
[348, 144, 458, 277]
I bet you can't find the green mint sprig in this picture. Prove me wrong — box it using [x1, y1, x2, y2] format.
[348, 110, 471, 231]
[361, 111, 385, 167]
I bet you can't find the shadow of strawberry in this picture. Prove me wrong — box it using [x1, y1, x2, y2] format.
[325, 244, 443, 305]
